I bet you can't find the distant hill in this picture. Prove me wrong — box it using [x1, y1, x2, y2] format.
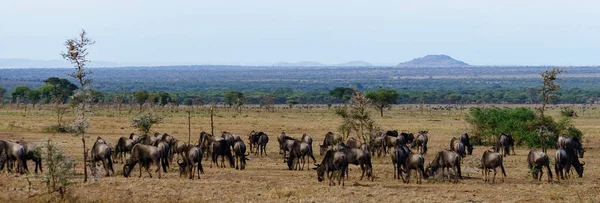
[336, 60, 373, 67]
[396, 55, 469, 67]
[0, 58, 119, 68]
[272, 61, 326, 67]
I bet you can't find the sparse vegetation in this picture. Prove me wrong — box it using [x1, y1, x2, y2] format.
[131, 111, 164, 136]
[41, 138, 74, 198]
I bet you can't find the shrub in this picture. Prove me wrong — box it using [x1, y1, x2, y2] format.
[131, 111, 164, 136]
[560, 108, 577, 117]
[42, 138, 74, 198]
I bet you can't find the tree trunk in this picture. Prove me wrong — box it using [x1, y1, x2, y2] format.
[379, 107, 384, 117]
[82, 134, 88, 183]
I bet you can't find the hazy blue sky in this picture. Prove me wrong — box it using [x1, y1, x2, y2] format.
[1, 0, 599, 66]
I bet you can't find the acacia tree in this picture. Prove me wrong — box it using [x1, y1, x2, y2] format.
[134, 90, 149, 111]
[335, 88, 377, 143]
[61, 29, 95, 183]
[11, 86, 30, 108]
[535, 68, 564, 153]
[365, 88, 399, 117]
[0, 86, 6, 106]
[224, 90, 245, 110]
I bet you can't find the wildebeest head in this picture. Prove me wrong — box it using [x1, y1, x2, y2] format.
[574, 161, 585, 177]
[122, 159, 134, 177]
[177, 158, 187, 177]
[315, 164, 325, 182]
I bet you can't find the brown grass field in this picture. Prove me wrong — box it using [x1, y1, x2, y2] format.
[0, 104, 599, 202]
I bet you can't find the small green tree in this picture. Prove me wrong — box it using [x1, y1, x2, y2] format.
[131, 111, 164, 136]
[44, 77, 78, 103]
[223, 90, 245, 110]
[157, 91, 171, 106]
[335, 88, 377, 143]
[11, 86, 31, 107]
[27, 89, 41, 107]
[61, 29, 95, 183]
[535, 68, 564, 153]
[365, 88, 399, 117]
[42, 138, 74, 198]
[134, 90, 150, 111]
[0, 86, 6, 105]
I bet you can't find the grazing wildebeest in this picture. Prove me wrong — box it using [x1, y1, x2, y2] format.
[123, 143, 162, 178]
[233, 140, 249, 170]
[281, 136, 298, 162]
[335, 143, 373, 181]
[286, 141, 313, 170]
[411, 131, 429, 154]
[528, 149, 552, 182]
[449, 137, 466, 158]
[403, 152, 429, 184]
[426, 150, 462, 183]
[301, 134, 315, 161]
[172, 139, 189, 162]
[256, 132, 269, 156]
[177, 145, 204, 179]
[248, 130, 260, 153]
[558, 136, 584, 158]
[345, 137, 361, 149]
[481, 150, 506, 183]
[495, 133, 515, 157]
[314, 150, 349, 186]
[114, 136, 135, 164]
[212, 139, 235, 168]
[319, 132, 343, 155]
[153, 140, 171, 172]
[369, 136, 386, 157]
[554, 147, 585, 181]
[16, 139, 43, 173]
[460, 133, 474, 155]
[391, 145, 411, 181]
[198, 132, 214, 160]
[0, 140, 28, 174]
[91, 137, 115, 177]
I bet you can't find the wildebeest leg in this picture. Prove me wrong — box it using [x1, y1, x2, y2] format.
[545, 163, 552, 182]
[148, 167, 154, 178]
[156, 161, 161, 179]
[101, 159, 109, 177]
[139, 165, 143, 178]
[360, 163, 365, 181]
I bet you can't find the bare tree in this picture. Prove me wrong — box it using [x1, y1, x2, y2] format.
[61, 29, 95, 183]
[536, 68, 564, 153]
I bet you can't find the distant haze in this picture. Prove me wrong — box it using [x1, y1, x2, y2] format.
[1, 1, 600, 66]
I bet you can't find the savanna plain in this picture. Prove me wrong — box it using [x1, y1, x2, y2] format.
[1, 105, 599, 202]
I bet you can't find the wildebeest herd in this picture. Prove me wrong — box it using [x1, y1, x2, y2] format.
[0, 130, 586, 186]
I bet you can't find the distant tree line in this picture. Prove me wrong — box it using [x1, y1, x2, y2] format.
[2, 79, 600, 107]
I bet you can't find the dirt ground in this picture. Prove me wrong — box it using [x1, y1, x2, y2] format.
[0, 104, 599, 202]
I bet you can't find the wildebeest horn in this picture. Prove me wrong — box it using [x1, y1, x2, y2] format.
[581, 161, 586, 166]
[314, 163, 321, 167]
[177, 158, 184, 165]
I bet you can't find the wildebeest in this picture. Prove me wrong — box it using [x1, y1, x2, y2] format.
[177, 145, 204, 179]
[198, 132, 214, 160]
[392, 145, 411, 181]
[129, 133, 142, 143]
[527, 149, 552, 182]
[277, 132, 290, 154]
[222, 131, 242, 149]
[369, 136, 386, 157]
[460, 133, 474, 155]
[481, 150, 506, 183]
[172, 139, 189, 162]
[399, 132, 415, 145]
[403, 152, 429, 184]
[495, 133, 515, 157]
[286, 140, 313, 170]
[335, 143, 373, 181]
[16, 139, 43, 173]
[281, 136, 297, 162]
[123, 143, 162, 178]
[411, 130, 429, 154]
[345, 137, 361, 149]
[426, 150, 462, 183]
[383, 135, 401, 155]
[558, 136, 584, 158]
[554, 147, 585, 181]
[314, 150, 349, 186]
[233, 140, 249, 170]
[449, 137, 466, 158]
[91, 137, 115, 177]
[211, 139, 235, 168]
[0, 140, 28, 174]
[114, 136, 135, 164]
[153, 139, 171, 172]
[256, 132, 269, 156]
[248, 130, 260, 153]
[319, 132, 343, 155]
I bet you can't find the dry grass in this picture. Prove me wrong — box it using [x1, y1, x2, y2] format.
[1, 104, 599, 202]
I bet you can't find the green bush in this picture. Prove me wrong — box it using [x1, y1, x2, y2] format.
[560, 108, 577, 117]
[466, 107, 584, 148]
